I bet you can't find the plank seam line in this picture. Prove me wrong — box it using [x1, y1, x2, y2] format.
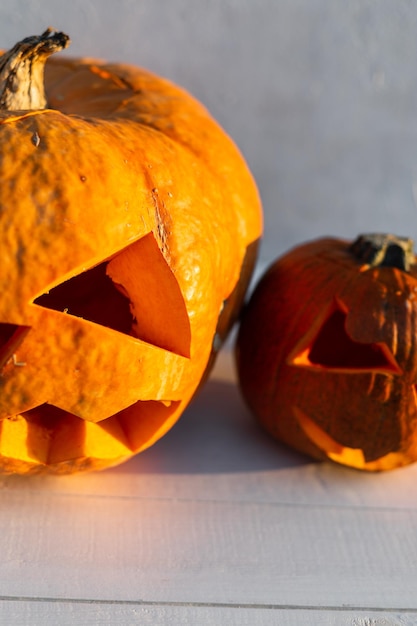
[0, 596, 416, 612]
[3, 489, 417, 514]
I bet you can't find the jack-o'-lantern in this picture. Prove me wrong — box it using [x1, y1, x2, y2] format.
[0, 30, 262, 474]
[236, 233, 417, 471]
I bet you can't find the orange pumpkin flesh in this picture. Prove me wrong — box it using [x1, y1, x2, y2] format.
[236, 234, 417, 471]
[0, 30, 262, 474]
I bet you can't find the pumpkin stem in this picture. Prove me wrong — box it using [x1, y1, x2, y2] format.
[0, 28, 70, 111]
[349, 233, 414, 272]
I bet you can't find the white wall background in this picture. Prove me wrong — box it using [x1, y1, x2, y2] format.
[2, 0, 417, 272]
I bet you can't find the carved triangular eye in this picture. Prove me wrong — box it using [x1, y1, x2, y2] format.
[33, 232, 191, 357]
[34, 262, 134, 334]
[288, 300, 401, 374]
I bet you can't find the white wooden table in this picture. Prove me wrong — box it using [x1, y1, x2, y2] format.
[1, 346, 417, 625]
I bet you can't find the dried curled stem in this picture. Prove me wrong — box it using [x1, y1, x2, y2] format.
[349, 233, 414, 272]
[0, 28, 70, 111]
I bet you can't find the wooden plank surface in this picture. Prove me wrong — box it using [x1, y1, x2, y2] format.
[1, 483, 417, 608]
[1, 349, 417, 623]
[0, 600, 416, 626]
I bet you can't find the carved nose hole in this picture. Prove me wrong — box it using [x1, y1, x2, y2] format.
[0, 324, 31, 368]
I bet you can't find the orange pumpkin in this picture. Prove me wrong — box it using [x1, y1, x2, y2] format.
[0, 30, 262, 474]
[236, 233, 417, 471]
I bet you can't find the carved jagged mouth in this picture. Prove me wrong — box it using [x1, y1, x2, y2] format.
[292, 406, 410, 471]
[0, 398, 181, 468]
[293, 406, 366, 467]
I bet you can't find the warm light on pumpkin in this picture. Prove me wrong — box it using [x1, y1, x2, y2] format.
[0, 29, 263, 474]
[236, 233, 417, 471]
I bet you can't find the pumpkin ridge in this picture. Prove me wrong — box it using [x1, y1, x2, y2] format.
[0, 108, 57, 125]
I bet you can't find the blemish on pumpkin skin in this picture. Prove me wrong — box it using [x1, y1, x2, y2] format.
[9, 354, 26, 367]
[31, 131, 40, 147]
[151, 188, 172, 259]
[88, 64, 132, 91]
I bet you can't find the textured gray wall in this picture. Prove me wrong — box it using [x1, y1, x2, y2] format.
[1, 0, 417, 272]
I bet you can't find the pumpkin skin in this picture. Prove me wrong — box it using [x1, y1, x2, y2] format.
[0, 31, 262, 474]
[236, 234, 417, 471]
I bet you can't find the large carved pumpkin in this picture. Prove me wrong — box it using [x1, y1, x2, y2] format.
[236, 233, 417, 471]
[0, 30, 262, 474]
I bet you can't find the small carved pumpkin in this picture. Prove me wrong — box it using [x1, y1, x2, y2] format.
[0, 30, 262, 474]
[236, 233, 417, 471]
